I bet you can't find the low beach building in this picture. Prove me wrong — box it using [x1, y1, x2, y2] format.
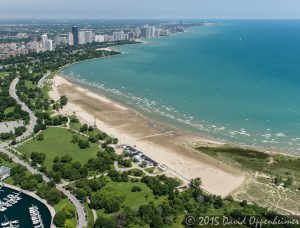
[0, 166, 11, 180]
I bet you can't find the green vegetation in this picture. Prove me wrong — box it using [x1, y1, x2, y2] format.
[17, 127, 99, 169]
[84, 202, 95, 228]
[196, 146, 300, 183]
[195, 145, 300, 216]
[53, 199, 77, 228]
[106, 181, 157, 209]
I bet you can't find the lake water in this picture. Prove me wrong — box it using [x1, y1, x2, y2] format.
[62, 20, 300, 155]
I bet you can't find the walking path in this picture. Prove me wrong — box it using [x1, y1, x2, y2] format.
[37, 71, 50, 88]
[9, 77, 37, 142]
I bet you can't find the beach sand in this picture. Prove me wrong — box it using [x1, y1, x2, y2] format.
[49, 75, 245, 196]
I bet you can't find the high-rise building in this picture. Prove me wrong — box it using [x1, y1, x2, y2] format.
[44, 40, 53, 51]
[140, 25, 151, 38]
[68, 33, 74, 45]
[79, 31, 86, 44]
[72, 26, 79, 46]
[95, 35, 105, 43]
[41, 34, 48, 48]
[128, 32, 135, 40]
[85, 31, 94, 43]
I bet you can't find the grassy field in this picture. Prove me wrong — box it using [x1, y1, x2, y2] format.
[24, 80, 36, 89]
[17, 127, 100, 169]
[106, 180, 164, 209]
[4, 107, 15, 115]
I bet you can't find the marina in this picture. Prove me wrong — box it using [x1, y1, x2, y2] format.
[0, 187, 51, 228]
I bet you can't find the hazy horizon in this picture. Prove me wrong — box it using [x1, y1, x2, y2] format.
[1, 0, 300, 19]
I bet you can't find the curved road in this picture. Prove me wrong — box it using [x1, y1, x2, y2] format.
[1, 77, 87, 228]
[9, 77, 37, 142]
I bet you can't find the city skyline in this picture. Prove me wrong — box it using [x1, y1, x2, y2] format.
[1, 0, 300, 19]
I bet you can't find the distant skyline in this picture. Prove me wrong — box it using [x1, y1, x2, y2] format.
[1, 0, 300, 19]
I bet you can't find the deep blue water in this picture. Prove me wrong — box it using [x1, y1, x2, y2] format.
[0, 187, 51, 228]
[62, 20, 300, 155]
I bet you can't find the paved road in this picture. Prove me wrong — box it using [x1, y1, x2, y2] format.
[1, 77, 88, 228]
[37, 71, 50, 88]
[9, 77, 37, 142]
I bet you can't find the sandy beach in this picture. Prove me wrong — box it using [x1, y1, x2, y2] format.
[49, 75, 245, 196]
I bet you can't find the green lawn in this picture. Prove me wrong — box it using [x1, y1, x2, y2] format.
[4, 107, 15, 115]
[0, 72, 8, 78]
[17, 127, 100, 169]
[41, 85, 50, 99]
[24, 80, 36, 89]
[106, 180, 162, 209]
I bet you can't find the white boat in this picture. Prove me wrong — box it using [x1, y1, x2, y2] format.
[1, 216, 9, 226]
[0, 207, 7, 212]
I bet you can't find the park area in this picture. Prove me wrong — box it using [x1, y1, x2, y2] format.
[17, 127, 99, 169]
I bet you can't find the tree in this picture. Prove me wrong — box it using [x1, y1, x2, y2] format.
[53, 211, 66, 227]
[36, 133, 44, 141]
[71, 135, 79, 144]
[47, 188, 62, 205]
[121, 172, 129, 182]
[131, 186, 142, 192]
[89, 135, 98, 143]
[90, 187, 125, 213]
[61, 154, 73, 163]
[62, 205, 76, 219]
[138, 204, 156, 224]
[94, 216, 117, 228]
[60, 96, 68, 106]
[80, 124, 88, 132]
[190, 178, 202, 188]
[30, 152, 45, 164]
[63, 220, 73, 228]
[79, 139, 90, 149]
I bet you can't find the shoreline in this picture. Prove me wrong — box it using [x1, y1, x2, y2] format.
[49, 74, 245, 196]
[2, 183, 55, 227]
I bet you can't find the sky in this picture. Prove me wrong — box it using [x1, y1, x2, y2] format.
[1, 0, 300, 19]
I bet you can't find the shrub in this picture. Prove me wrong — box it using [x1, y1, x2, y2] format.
[131, 186, 142, 192]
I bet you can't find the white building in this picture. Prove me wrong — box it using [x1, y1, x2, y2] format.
[44, 40, 53, 51]
[0, 166, 11, 180]
[113, 31, 125, 41]
[68, 33, 74, 46]
[79, 31, 86, 44]
[41, 34, 48, 48]
[85, 31, 94, 43]
[95, 35, 105, 43]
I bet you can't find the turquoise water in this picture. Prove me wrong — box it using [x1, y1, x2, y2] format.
[62, 20, 300, 155]
[0, 187, 51, 228]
